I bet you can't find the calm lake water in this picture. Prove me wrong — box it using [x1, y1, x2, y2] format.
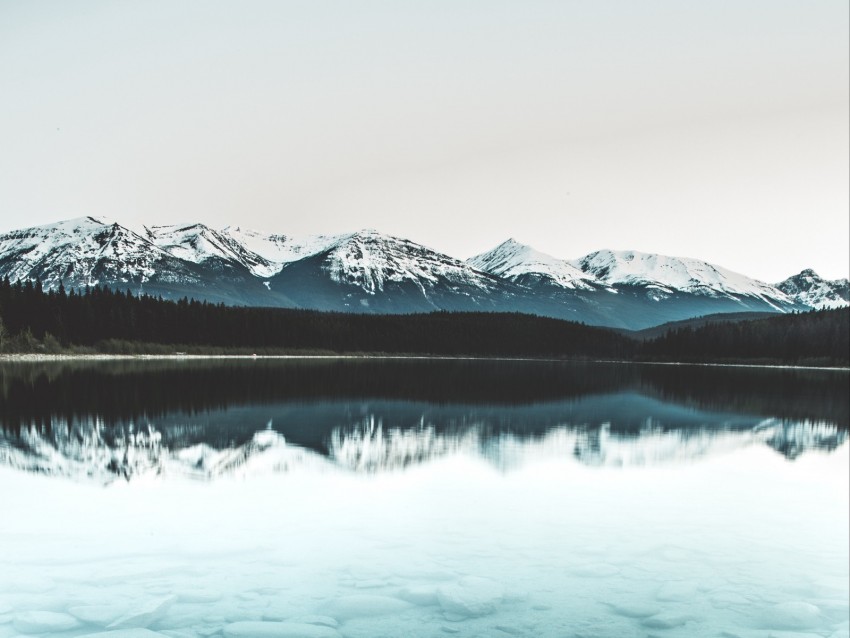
[0, 359, 847, 638]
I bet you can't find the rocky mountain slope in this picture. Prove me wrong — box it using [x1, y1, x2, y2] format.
[776, 269, 850, 310]
[268, 230, 519, 313]
[468, 238, 601, 291]
[467, 240, 813, 328]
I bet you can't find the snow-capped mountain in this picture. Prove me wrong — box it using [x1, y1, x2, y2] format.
[775, 269, 850, 310]
[468, 239, 601, 291]
[0, 217, 196, 290]
[145, 222, 279, 278]
[268, 230, 516, 313]
[468, 240, 794, 305]
[0, 217, 290, 306]
[0, 217, 838, 329]
[323, 230, 487, 293]
[574, 249, 795, 308]
[220, 226, 343, 271]
[467, 242, 802, 328]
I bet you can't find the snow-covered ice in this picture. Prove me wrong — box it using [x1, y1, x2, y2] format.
[0, 429, 846, 637]
[222, 621, 341, 637]
[436, 576, 505, 619]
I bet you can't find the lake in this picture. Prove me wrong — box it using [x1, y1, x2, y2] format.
[0, 359, 847, 638]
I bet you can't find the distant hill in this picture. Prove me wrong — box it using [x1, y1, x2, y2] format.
[623, 311, 778, 341]
[640, 308, 849, 366]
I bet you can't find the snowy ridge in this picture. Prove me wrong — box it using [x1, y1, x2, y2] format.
[0, 216, 128, 286]
[318, 230, 501, 295]
[574, 249, 795, 307]
[775, 269, 850, 310]
[221, 226, 343, 271]
[0, 217, 840, 325]
[468, 239, 600, 291]
[467, 241, 801, 309]
[146, 223, 279, 277]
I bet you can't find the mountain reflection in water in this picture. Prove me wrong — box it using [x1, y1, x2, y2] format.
[0, 359, 846, 482]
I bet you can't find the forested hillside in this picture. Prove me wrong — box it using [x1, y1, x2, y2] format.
[0, 277, 846, 365]
[0, 278, 631, 358]
[641, 308, 849, 366]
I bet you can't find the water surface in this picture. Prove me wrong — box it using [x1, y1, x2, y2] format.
[0, 359, 847, 637]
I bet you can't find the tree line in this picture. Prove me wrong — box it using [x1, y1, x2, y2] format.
[0, 278, 632, 358]
[0, 277, 846, 365]
[639, 307, 849, 366]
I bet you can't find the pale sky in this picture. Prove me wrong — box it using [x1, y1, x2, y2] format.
[1, 1, 848, 281]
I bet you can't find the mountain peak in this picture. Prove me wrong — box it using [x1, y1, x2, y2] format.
[338, 228, 402, 245]
[0, 216, 192, 291]
[499, 237, 524, 247]
[148, 221, 219, 237]
[571, 248, 809, 311]
[284, 229, 503, 300]
[146, 222, 280, 277]
[795, 268, 819, 279]
[469, 240, 598, 291]
[776, 269, 850, 310]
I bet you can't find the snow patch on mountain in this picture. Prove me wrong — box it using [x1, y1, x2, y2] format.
[0, 217, 178, 288]
[0, 217, 106, 284]
[575, 249, 794, 308]
[146, 223, 278, 277]
[221, 226, 343, 269]
[320, 230, 501, 295]
[147, 223, 349, 277]
[775, 269, 850, 310]
[468, 239, 600, 291]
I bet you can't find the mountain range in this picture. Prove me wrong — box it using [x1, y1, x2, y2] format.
[0, 216, 847, 330]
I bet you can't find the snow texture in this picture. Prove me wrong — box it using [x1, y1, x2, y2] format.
[145, 223, 278, 278]
[220, 226, 343, 272]
[468, 239, 600, 291]
[0, 217, 175, 289]
[776, 269, 850, 310]
[574, 249, 795, 307]
[318, 230, 500, 295]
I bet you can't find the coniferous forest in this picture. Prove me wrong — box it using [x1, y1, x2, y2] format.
[0, 277, 847, 365]
[639, 309, 849, 365]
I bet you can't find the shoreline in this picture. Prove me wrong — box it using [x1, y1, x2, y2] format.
[1, 352, 848, 371]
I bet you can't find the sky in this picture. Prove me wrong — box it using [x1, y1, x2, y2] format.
[0, 0, 848, 282]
